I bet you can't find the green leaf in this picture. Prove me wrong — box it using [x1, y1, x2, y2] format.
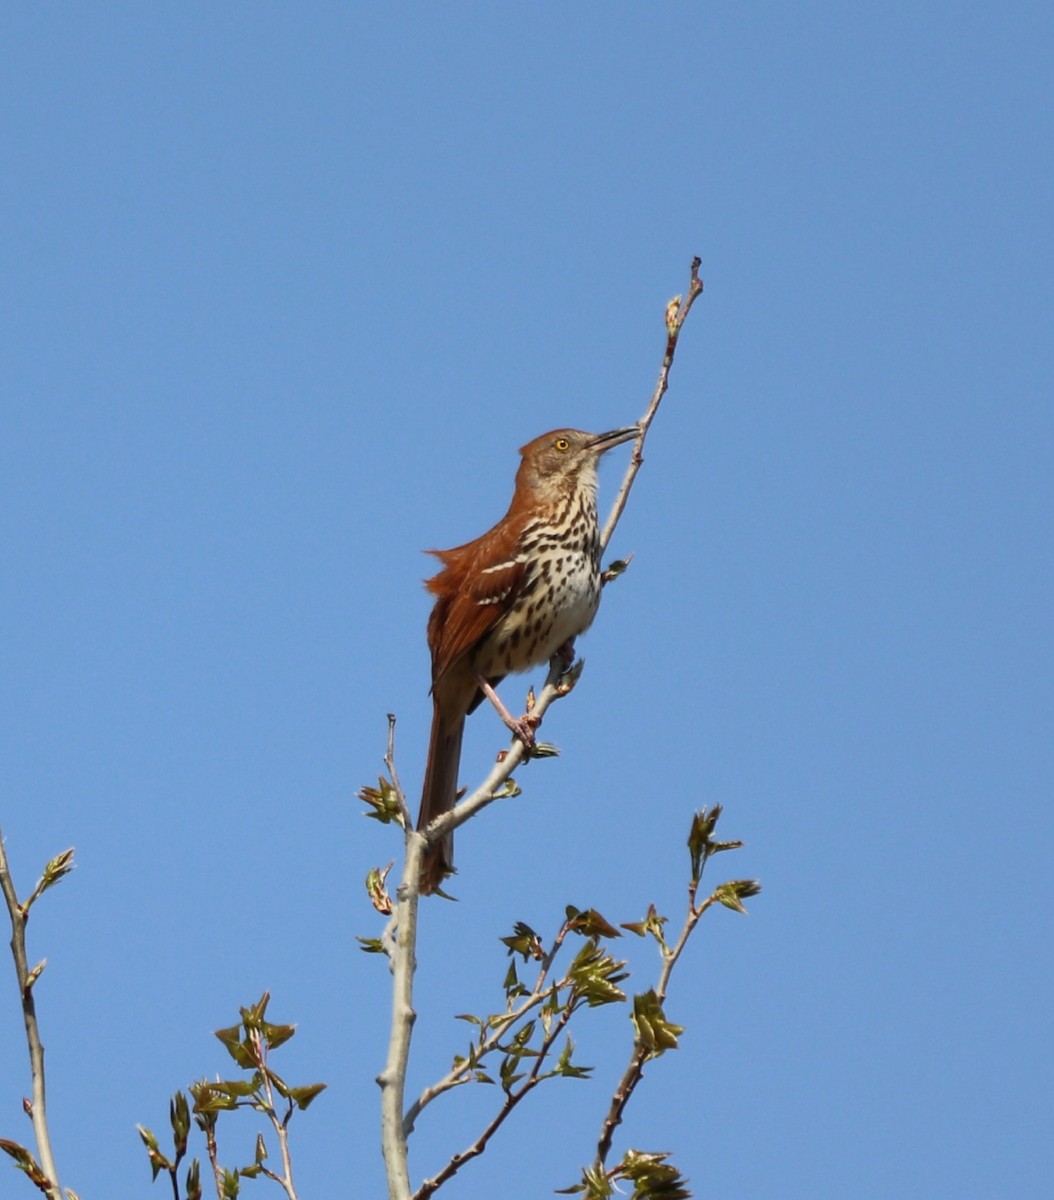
[556, 1163, 613, 1197]
[620, 1149, 692, 1199]
[241, 992, 271, 1025]
[567, 939, 629, 1008]
[186, 1158, 202, 1200]
[568, 908, 622, 939]
[288, 1082, 327, 1110]
[621, 904, 667, 945]
[503, 960, 521, 993]
[501, 921, 543, 960]
[191, 1083, 241, 1114]
[135, 1125, 159, 1153]
[214, 1023, 256, 1069]
[42, 846, 76, 884]
[527, 740, 561, 759]
[268, 1068, 293, 1099]
[359, 776, 404, 824]
[713, 879, 761, 914]
[555, 1037, 593, 1080]
[356, 936, 386, 953]
[687, 806, 722, 881]
[631, 991, 684, 1057]
[259, 1020, 296, 1051]
[135, 1126, 173, 1180]
[210, 1079, 258, 1099]
[170, 1091, 191, 1156]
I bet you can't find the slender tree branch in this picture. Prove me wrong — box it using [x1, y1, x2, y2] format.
[403, 984, 549, 1133]
[600, 256, 704, 553]
[385, 713, 412, 828]
[0, 831, 64, 1200]
[417, 655, 574, 859]
[403, 917, 576, 1132]
[594, 892, 715, 1168]
[251, 1030, 300, 1200]
[413, 999, 578, 1200]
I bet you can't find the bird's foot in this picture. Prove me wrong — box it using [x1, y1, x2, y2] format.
[505, 711, 541, 749]
[476, 673, 542, 749]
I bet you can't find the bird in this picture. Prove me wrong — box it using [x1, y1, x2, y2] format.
[417, 425, 638, 894]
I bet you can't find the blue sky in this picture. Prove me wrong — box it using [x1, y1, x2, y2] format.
[2, 4, 1052, 1198]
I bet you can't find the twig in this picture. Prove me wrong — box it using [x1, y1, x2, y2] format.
[251, 1030, 299, 1200]
[416, 655, 572, 859]
[594, 892, 714, 1168]
[403, 916, 576, 1132]
[0, 831, 64, 1200]
[413, 996, 578, 1200]
[385, 713, 412, 828]
[600, 256, 704, 553]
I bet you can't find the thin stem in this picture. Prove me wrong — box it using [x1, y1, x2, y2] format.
[418, 654, 576, 856]
[203, 1120, 223, 1199]
[594, 888, 714, 1168]
[413, 1001, 578, 1200]
[600, 256, 704, 554]
[0, 831, 63, 1200]
[404, 918, 574, 1132]
[385, 713, 412, 827]
[252, 1031, 299, 1200]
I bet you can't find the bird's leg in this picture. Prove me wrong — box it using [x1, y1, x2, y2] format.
[552, 639, 577, 673]
[475, 673, 540, 748]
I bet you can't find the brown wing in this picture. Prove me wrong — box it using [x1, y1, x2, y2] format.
[426, 539, 525, 685]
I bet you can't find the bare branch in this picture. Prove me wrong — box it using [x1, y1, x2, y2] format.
[601, 256, 704, 553]
[0, 831, 65, 1200]
[385, 713, 412, 828]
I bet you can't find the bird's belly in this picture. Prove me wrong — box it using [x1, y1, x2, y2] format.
[477, 553, 600, 677]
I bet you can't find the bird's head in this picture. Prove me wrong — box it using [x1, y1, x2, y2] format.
[514, 426, 638, 498]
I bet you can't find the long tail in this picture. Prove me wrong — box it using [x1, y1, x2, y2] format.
[417, 701, 465, 894]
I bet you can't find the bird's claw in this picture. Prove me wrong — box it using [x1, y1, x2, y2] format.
[508, 712, 541, 749]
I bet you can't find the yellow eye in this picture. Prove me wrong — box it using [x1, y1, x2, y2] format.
[554, 437, 570, 451]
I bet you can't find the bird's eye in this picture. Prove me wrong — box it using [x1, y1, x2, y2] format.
[554, 437, 570, 451]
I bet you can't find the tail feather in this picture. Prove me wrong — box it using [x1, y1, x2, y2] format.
[418, 704, 465, 894]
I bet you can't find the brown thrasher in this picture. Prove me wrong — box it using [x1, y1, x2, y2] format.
[417, 425, 638, 893]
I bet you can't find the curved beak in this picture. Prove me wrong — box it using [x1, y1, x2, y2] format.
[588, 425, 639, 454]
